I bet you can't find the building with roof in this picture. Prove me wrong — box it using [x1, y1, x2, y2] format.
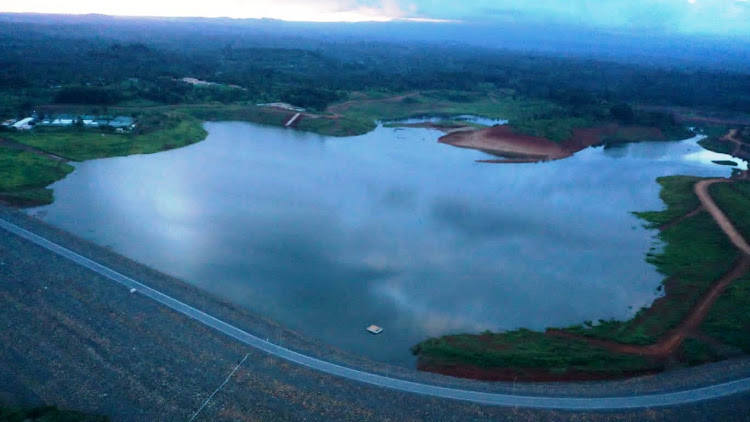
[12, 117, 34, 130]
[109, 116, 135, 129]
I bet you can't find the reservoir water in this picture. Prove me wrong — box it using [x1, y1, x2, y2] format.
[29, 122, 743, 365]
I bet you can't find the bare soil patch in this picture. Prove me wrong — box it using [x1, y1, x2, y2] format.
[438, 124, 663, 163]
[438, 125, 571, 161]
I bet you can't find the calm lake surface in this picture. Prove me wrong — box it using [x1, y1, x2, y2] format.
[29, 122, 743, 365]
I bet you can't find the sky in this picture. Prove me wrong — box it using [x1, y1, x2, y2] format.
[2, 0, 750, 36]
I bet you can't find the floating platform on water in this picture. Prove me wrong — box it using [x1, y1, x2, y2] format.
[366, 325, 383, 335]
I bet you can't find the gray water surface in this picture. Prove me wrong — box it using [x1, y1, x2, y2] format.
[29, 122, 740, 365]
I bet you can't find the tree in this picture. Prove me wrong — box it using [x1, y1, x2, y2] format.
[610, 103, 635, 124]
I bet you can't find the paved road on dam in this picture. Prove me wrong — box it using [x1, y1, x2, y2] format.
[3, 216, 750, 411]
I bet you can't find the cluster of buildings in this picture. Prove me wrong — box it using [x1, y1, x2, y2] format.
[2, 115, 136, 133]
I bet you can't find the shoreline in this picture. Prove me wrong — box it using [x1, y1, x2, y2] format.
[412, 175, 750, 383]
[4, 205, 750, 399]
[438, 123, 669, 163]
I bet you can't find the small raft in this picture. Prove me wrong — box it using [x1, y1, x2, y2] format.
[366, 325, 383, 335]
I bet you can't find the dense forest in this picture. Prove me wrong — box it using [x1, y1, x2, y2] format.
[1, 14, 750, 117]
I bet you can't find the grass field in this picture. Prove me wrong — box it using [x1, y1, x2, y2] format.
[176, 104, 377, 137]
[413, 176, 748, 377]
[511, 117, 593, 143]
[702, 273, 750, 353]
[633, 176, 703, 227]
[412, 329, 660, 378]
[5, 112, 206, 161]
[172, 92, 564, 138]
[697, 126, 732, 154]
[698, 181, 750, 351]
[332, 91, 561, 127]
[710, 182, 750, 240]
[327, 91, 691, 143]
[0, 147, 73, 206]
[563, 211, 737, 345]
[0, 111, 207, 206]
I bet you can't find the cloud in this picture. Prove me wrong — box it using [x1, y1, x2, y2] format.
[409, 0, 750, 35]
[1, 0, 421, 22]
[2, 0, 748, 33]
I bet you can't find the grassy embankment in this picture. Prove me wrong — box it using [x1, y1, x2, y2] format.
[327, 90, 691, 143]
[0, 111, 206, 206]
[0, 90, 695, 207]
[698, 125, 750, 160]
[701, 182, 750, 354]
[328, 90, 562, 135]
[5, 112, 206, 161]
[0, 147, 73, 206]
[178, 91, 572, 138]
[698, 126, 734, 155]
[413, 176, 750, 378]
[561, 177, 737, 345]
[185, 91, 560, 137]
[1, 91, 534, 206]
[161, 103, 372, 137]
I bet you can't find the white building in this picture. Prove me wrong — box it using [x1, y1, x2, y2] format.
[12, 117, 34, 130]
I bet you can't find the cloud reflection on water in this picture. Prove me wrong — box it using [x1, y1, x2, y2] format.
[30, 123, 737, 364]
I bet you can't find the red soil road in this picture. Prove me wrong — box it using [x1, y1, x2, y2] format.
[549, 178, 750, 357]
[658, 205, 704, 232]
[721, 128, 749, 158]
[549, 257, 750, 357]
[696, 179, 750, 255]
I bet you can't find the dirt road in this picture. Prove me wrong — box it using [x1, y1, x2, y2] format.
[550, 257, 750, 356]
[695, 179, 750, 255]
[550, 177, 750, 357]
[721, 129, 748, 158]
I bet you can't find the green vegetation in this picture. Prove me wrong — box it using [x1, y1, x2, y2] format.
[177, 104, 290, 127]
[0, 111, 207, 206]
[702, 274, 750, 353]
[633, 176, 702, 227]
[564, 211, 736, 345]
[695, 180, 750, 354]
[678, 338, 721, 366]
[512, 117, 591, 143]
[177, 104, 376, 137]
[294, 117, 375, 137]
[0, 406, 108, 422]
[698, 126, 733, 155]
[5, 112, 206, 161]
[413, 176, 749, 377]
[412, 330, 659, 377]
[710, 181, 750, 240]
[713, 160, 738, 166]
[332, 91, 559, 126]
[0, 147, 73, 206]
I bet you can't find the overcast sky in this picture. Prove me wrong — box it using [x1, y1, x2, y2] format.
[3, 0, 750, 36]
